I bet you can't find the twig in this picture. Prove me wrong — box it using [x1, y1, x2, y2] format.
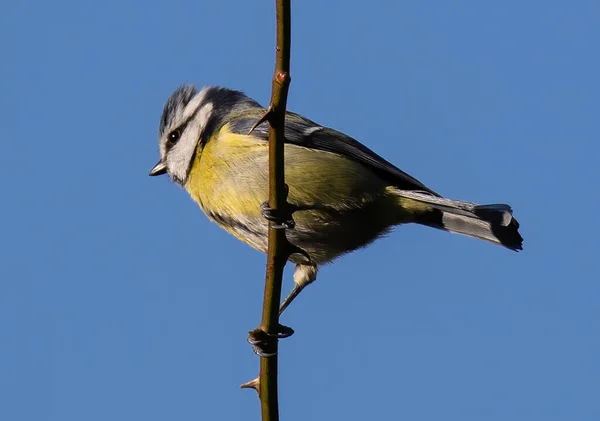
[241, 1, 292, 421]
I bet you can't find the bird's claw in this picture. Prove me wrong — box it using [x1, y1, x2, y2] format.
[247, 324, 295, 357]
[261, 202, 296, 229]
[260, 184, 296, 229]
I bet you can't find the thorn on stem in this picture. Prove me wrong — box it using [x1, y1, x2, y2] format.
[247, 106, 274, 136]
[240, 377, 260, 395]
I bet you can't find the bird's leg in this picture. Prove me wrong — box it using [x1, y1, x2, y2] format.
[260, 183, 297, 229]
[252, 191, 314, 355]
[249, 261, 315, 357]
[248, 262, 310, 356]
[279, 263, 318, 315]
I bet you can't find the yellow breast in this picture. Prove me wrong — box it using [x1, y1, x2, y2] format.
[183, 123, 397, 260]
[185, 128, 271, 248]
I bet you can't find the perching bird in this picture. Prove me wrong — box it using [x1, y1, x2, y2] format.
[149, 85, 523, 313]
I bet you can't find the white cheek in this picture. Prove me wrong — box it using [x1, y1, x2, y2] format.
[167, 127, 200, 182]
[166, 103, 215, 183]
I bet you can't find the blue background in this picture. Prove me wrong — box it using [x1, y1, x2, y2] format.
[2, 1, 599, 420]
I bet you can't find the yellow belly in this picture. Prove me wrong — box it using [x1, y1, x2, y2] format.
[185, 126, 403, 263]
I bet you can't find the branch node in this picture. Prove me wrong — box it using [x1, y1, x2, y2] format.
[275, 71, 290, 84]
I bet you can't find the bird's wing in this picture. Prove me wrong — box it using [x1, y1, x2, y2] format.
[228, 112, 440, 196]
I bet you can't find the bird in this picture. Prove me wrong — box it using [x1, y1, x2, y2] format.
[149, 84, 523, 314]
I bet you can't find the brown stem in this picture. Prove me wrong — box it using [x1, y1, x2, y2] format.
[257, 1, 291, 421]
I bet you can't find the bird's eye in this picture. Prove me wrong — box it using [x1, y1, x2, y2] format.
[168, 129, 181, 145]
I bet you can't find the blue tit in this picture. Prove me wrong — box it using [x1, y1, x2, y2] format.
[149, 85, 523, 313]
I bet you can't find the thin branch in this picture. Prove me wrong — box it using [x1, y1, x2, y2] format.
[257, 1, 292, 421]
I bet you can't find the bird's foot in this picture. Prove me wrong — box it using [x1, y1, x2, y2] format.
[261, 202, 296, 229]
[247, 324, 295, 357]
[260, 183, 296, 229]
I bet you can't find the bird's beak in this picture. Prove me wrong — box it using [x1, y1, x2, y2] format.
[149, 160, 167, 176]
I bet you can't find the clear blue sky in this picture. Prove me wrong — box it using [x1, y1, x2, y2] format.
[2, 1, 598, 420]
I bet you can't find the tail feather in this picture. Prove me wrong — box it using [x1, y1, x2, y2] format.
[394, 190, 523, 251]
